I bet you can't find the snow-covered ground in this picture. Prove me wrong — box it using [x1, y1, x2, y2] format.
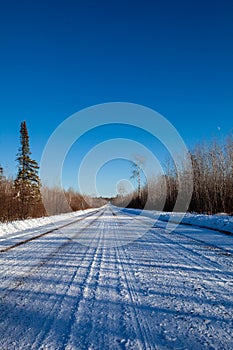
[158, 211, 233, 233]
[0, 207, 98, 236]
[0, 205, 232, 349]
[1, 207, 232, 237]
[120, 208, 233, 235]
[119, 208, 233, 254]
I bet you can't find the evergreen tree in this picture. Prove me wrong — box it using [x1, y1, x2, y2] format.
[0, 164, 3, 181]
[15, 121, 42, 218]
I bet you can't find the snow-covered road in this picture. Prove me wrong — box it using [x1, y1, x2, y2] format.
[0, 205, 233, 349]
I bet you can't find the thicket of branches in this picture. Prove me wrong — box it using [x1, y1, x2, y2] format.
[0, 173, 105, 222]
[41, 186, 105, 216]
[113, 135, 233, 214]
[1, 128, 232, 222]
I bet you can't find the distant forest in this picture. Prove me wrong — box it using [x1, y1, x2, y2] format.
[0, 122, 232, 222]
[113, 135, 233, 215]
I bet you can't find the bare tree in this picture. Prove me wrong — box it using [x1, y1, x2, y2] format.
[130, 155, 146, 199]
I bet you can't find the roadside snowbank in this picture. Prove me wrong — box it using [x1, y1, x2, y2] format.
[155, 212, 233, 234]
[0, 208, 97, 237]
[120, 208, 233, 234]
[1, 206, 232, 238]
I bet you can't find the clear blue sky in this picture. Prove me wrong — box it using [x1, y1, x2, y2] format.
[0, 0, 232, 196]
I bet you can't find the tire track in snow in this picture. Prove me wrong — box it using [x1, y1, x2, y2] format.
[112, 207, 233, 349]
[1, 205, 233, 349]
[0, 212, 105, 349]
[121, 209, 233, 276]
[0, 208, 101, 254]
[62, 207, 129, 349]
[28, 211, 106, 349]
[143, 227, 233, 347]
[149, 226, 233, 285]
[62, 221, 104, 349]
[111, 208, 155, 350]
[120, 209, 233, 257]
[112, 206, 188, 349]
[73, 212, 128, 350]
[0, 210, 103, 299]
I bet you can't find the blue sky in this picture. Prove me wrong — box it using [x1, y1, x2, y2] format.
[0, 0, 232, 196]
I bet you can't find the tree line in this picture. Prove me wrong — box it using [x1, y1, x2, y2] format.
[0, 122, 232, 222]
[113, 134, 233, 215]
[0, 121, 100, 222]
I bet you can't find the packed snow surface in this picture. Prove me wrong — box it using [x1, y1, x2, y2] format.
[0, 204, 232, 349]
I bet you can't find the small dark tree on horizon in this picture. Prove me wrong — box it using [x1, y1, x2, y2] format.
[0, 164, 3, 181]
[14, 121, 43, 218]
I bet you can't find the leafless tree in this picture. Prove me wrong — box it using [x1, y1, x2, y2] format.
[130, 155, 146, 199]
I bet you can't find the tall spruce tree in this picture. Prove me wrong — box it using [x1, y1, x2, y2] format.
[0, 164, 3, 181]
[15, 121, 42, 218]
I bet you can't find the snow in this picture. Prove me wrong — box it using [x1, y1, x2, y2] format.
[0, 207, 97, 236]
[121, 208, 233, 235]
[1, 207, 232, 238]
[157, 211, 233, 234]
[120, 208, 233, 254]
[0, 204, 233, 349]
